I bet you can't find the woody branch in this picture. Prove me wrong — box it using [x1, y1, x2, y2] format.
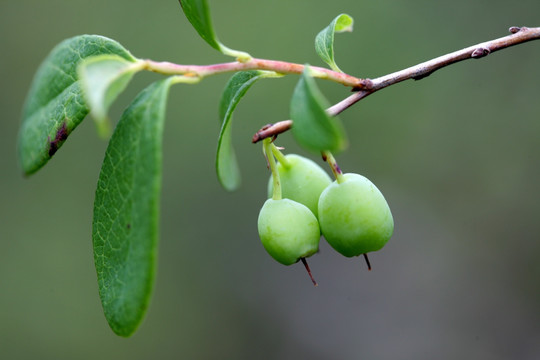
[253, 26, 540, 143]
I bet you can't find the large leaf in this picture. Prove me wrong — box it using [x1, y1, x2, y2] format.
[178, 0, 251, 61]
[92, 78, 174, 337]
[216, 71, 279, 191]
[18, 35, 135, 175]
[79, 55, 144, 137]
[290, 66, 347, 152]
[315, 14, 354, 72]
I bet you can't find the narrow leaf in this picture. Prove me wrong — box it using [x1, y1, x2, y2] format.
[315, 14, 354, 72]
[179, 0, 220, 50]
[216, 71, 279, 191]
[92, 78, 174, 337]
[291, 66, 347, 152]
[178, 0, 251, 61]
[78, 55, 143, 137]
[18, 35, 135, 175]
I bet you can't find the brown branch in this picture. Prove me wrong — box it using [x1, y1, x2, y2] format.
[252, 121, 293, 143]
[252, 26, 540, 143]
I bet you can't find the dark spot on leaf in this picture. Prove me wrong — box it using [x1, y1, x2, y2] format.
[48, 121, 69, 157]
[126, 223, 131, 230]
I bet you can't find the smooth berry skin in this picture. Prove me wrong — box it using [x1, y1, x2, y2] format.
[257, 198, 320, 265]
[318, 173, 394, 257]
[267, 154, 331, 218]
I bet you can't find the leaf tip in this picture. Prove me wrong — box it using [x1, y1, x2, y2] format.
[335, 14, 354, 33]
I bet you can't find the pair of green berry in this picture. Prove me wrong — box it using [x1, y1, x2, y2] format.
[257, 145, 394, 284]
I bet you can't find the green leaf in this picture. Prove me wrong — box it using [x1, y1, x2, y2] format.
[179, 0, 219, 50]
[290, 66, 347, 152]
[18, 35, 135, 175]
[315, 14, 354, 72]
[78, 55, 143, 137]
[92, 78, 174, 337]
[178, 0, 251, 61]
[216, 71, 280, 191]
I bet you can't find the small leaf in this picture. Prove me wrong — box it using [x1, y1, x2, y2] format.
[216, 71, 280, 191]
[291, 66, 347, 152]
[18, 35, 135, 175]
[92, 78, 174, 337]
[315, 14, 354, 72]
[78, 55, 143, 137]
[178, 0, 251, 61]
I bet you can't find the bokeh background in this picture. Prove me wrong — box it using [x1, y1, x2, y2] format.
[1, 0, 539, 359]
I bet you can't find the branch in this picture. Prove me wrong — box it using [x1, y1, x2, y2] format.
[252, 121, 293, 143]
[253, 26, 540, 142]
[143, 58, 370, 89]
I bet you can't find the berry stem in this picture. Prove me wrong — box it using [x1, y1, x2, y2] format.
[301, 258, 318, 286]
[322, 151, 345, 184]
[264, 139, 282, 200]
[270, 143, 291, 169]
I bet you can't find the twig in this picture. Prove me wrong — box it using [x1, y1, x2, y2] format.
[252, 121, 293, 143]
[252, 26, 540, 142]
[144, 58, 370, 89]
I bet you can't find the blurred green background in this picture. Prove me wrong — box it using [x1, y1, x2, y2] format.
[1, 0, 540, 359]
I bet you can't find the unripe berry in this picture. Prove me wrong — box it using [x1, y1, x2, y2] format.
[267, 154, 331, 218]
[318, 173, 393, 257]
[257, 198, 320, 265]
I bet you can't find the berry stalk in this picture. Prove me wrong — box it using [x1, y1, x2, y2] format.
[322, 151, 345, 184]
[263, 139, 282, 200]
[270, 143, 291, 169]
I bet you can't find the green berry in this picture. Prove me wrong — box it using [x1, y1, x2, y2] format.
[257, 198, 320, 265]
[318, 173, 394, 257]
[267, 154, 331, 218]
